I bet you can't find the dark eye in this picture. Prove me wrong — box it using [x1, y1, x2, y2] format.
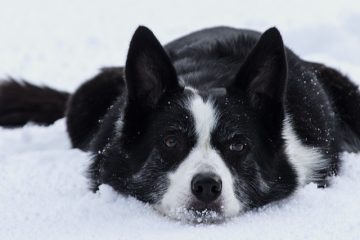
[229, 143, 245, 152]
[164, 135, 178, 148]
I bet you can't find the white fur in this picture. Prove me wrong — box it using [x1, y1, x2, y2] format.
[156, 94, 242, 218]
[115, 115, 124, 133]
[184, 86, 198, 94]
[282, 116, 329, 185]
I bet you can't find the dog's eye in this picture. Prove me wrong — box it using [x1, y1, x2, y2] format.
[229, 143, 245, 152]
[164, 136, 178, 148]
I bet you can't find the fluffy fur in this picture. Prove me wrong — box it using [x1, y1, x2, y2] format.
[0, 80, 69, 127]
[1, 26, 360, 222]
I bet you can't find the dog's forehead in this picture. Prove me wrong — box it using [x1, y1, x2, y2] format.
[200, 88, 227, 98]
[183, 87, 252, 140]
[186, 92, 218, 144]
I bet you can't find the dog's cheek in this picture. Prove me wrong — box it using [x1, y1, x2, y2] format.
[231, 162, 260, 209]
[126, 150, 173, 204]
[232, 174, 251, 210]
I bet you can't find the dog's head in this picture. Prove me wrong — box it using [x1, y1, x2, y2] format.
[96, 26, 297, 222]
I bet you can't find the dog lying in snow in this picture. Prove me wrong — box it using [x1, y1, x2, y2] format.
[1, 26, 360, 222]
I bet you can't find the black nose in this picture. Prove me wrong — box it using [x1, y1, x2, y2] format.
[191, 173, 222, 203]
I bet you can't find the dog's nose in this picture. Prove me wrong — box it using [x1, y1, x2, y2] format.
[191, 173, 222, 203]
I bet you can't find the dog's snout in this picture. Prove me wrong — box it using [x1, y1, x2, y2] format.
[191, 173, 222, 203]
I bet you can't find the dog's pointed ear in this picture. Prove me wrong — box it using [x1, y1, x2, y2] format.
[230, 27, 287, 106]
[125, 26, 182, 109]
[229, 27, 287, 140]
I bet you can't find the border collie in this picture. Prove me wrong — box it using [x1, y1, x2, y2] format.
[1, 26, 360, 222]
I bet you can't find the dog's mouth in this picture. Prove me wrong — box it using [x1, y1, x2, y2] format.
[189, 200, 223, 213]
[156, 201, 226, 224]
[186, 208, 225, 224]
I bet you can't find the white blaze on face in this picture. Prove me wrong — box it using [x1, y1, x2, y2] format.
[155, 94, 242, 219]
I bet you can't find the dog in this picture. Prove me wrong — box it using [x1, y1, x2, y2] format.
[1, 26, 360, 222]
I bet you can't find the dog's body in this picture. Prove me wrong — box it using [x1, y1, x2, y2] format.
[1, 26, 360, 222]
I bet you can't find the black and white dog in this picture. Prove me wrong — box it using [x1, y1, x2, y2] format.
[1, 26, 360, 222]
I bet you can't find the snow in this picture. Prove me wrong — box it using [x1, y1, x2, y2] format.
[0, 0, 360, 239]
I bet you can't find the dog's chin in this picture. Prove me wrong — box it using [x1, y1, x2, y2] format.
[155, 201, 228, 224]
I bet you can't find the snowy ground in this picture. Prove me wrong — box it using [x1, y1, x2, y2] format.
[1, 0, 360, 239]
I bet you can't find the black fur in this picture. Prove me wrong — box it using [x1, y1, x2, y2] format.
[0, 80, 69, 127]
[66, 67, 125, 150]
[1, 26, 359, 218]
